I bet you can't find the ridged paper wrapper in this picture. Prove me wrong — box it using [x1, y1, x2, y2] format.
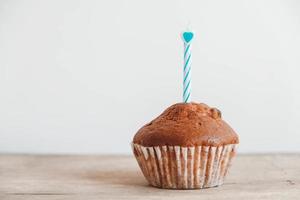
[132, 143, 237, 189]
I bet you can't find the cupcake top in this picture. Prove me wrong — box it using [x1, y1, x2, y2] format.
[133, 102, 239, 147]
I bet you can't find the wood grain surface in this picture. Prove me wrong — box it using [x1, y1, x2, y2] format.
[0, 154, 299, 200]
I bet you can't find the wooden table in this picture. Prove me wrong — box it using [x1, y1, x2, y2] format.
[0, 154, 299, 200]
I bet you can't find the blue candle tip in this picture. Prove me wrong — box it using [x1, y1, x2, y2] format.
[182, 32, 194, 43]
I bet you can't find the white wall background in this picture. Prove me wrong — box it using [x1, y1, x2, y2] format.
[0, 0, 299, 154]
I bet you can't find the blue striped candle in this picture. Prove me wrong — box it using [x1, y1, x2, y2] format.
[182, 31, 194, 103]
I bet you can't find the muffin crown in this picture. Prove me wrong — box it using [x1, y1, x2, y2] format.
[133, 102, 239, 146]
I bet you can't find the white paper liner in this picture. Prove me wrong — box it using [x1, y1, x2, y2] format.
[132, 143, 237, 189]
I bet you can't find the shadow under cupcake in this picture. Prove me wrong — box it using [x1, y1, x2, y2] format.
[132, 102, 239, 189]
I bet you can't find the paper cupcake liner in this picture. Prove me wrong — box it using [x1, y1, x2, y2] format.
[132, 143, 237, 189]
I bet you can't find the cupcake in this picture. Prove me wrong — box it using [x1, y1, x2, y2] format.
[132, 102, 239, 189]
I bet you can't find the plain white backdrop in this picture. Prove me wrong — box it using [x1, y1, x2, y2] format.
[0, 0, 299, 154]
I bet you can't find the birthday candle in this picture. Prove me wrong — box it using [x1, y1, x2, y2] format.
[182, 31, 194, 103]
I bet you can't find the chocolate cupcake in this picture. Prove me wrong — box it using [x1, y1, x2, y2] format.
[132, 102, 239, 189]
